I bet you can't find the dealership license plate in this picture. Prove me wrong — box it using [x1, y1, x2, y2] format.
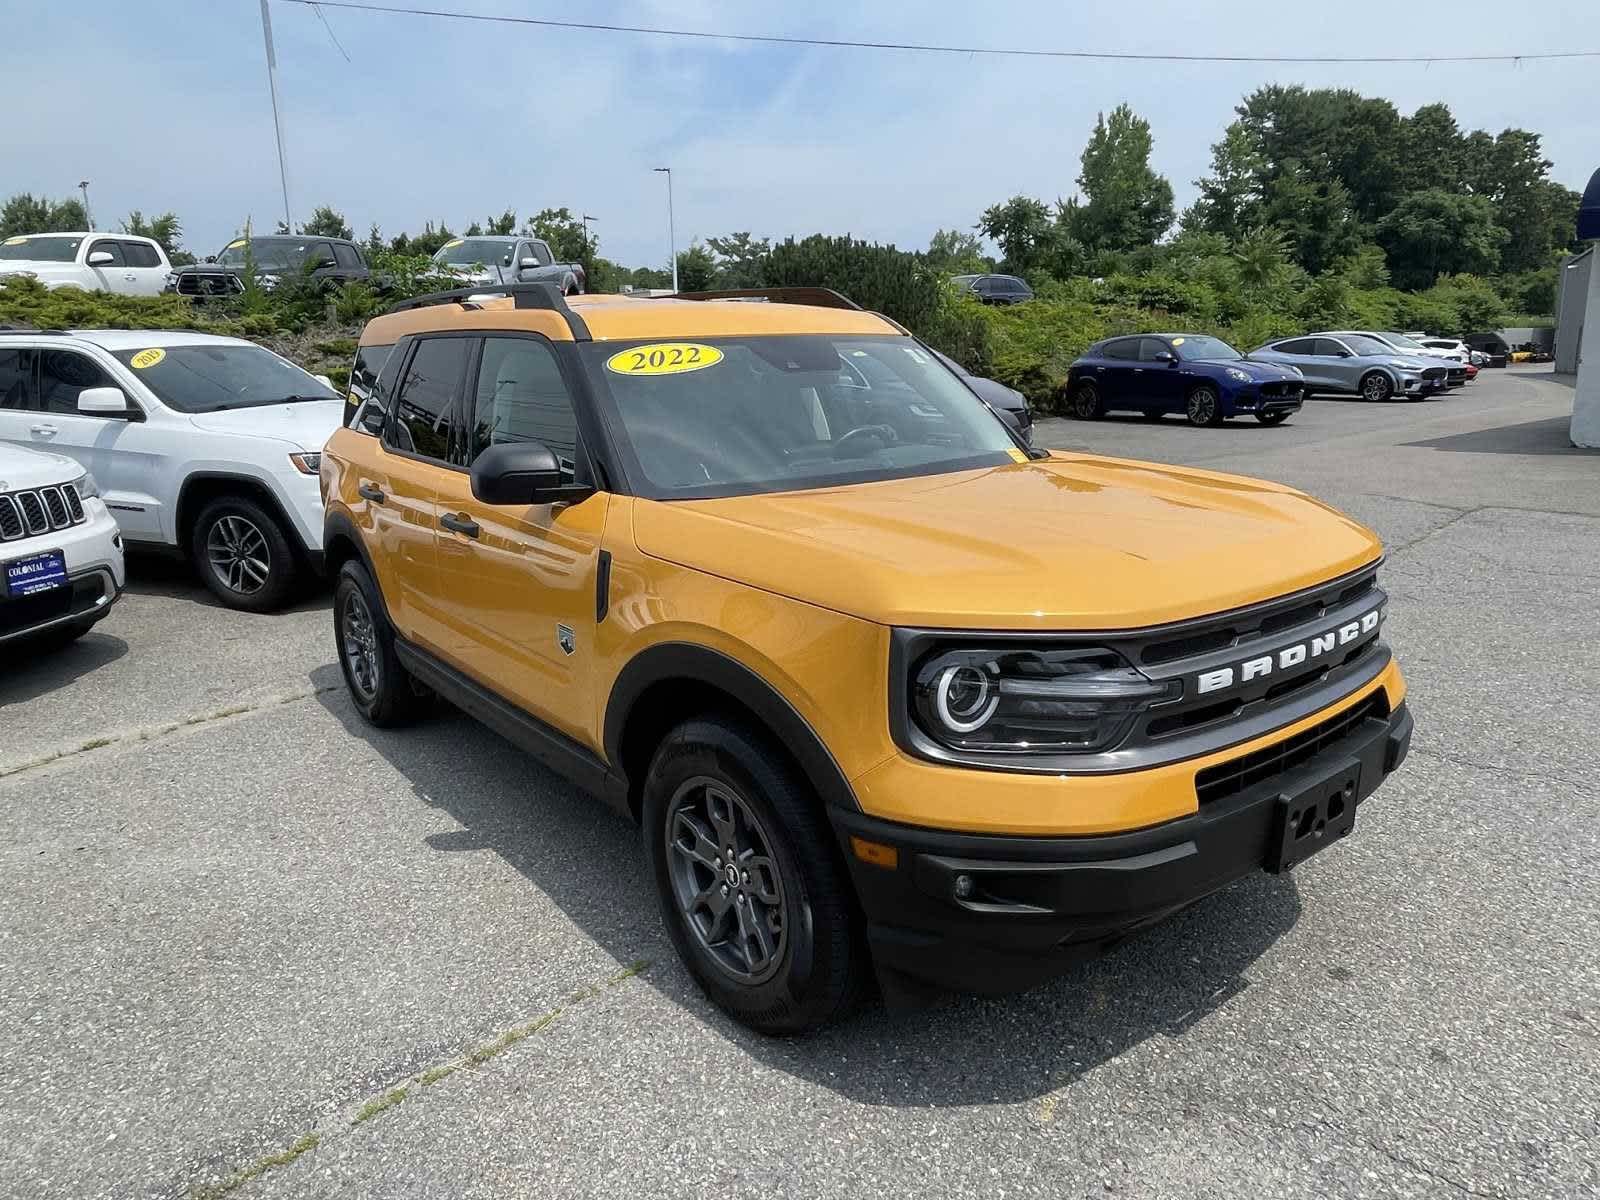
[3, 550, 68, 598]
[1268, 759, 1362, 873]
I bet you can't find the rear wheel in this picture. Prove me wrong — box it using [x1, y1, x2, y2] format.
[643, 717, 867, 1034]
[1360, 371, 1393, 402]
[1071, 381, 1103, 420]
[334, 560, 431, 727]
[1186, 384, 1223, 427]
[191, 496, 300, 611]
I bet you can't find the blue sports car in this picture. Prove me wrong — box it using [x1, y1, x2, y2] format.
[1067, 333, 1305, 427]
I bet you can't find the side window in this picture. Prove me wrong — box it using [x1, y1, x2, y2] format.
[0, 348, 33, 410]
[467, 337, 579, 477]
[346, 342, 395, 428]
[121, 241, 162, 268]
[386, 337, 468, 462]
[1137, 338, 1171, 362]
[88, 239, 125, 266]
[309, 242, 336, 269]
[333, 243, 361, 269]
[1313, 338, 1349, 357]
[529, 241, 554, 267]
[1275, 338, 1312, 354]
[38, 350, 117, 416]
[1101, 340, 1137, 361]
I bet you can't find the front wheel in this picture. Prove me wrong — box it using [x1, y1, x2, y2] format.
[1071, 381, 1103, 420]
[1256, 411, 1291, 426]
[1186, 384, 1223, 427]
[333, 561, 431, 727]
[643, 717, 867, 1034]
[1360, 371, 1394, 402]
[191, 496, 300, 611]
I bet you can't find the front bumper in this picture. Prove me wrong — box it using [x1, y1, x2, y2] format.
[831, 696, 1413, 1000]
[1, 501, 125, 643]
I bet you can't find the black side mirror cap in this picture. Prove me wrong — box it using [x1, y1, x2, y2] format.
[1155, 351, 1176, 364]
[470, 440, 593, 506]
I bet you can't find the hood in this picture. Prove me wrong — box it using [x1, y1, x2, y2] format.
[0, 261, 83, 279]
[1195, 358, 1300, 382]
[185, 399, 344, 450]
[0, 443, 81, 489]
[630, 454, 1383, 630]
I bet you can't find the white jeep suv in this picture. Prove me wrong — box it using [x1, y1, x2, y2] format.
[0, 442, 124, 646]
[0, 330, 343, 610]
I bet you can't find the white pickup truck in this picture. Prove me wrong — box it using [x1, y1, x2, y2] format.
[0, 232, 171, 296]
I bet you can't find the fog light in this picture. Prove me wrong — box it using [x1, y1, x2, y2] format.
[953, 874, 974, 899]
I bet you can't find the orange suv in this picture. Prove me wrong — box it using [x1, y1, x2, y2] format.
[322, 283, 1413, 1033]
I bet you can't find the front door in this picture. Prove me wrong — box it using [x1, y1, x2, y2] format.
[1135, 336, 1184, 410]
[432, 333, 608, 745]
[1313, 338, 1361, 393]
[84, 237, 138, 294]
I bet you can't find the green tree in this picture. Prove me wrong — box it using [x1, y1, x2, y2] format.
[1398, 103, 1466, 195]
[300, 205, 353, 240]
[705, 232, 771, 288]
[924, 228, 987, 275]
[1231, 226, 1293, 288]
[978, 196, 1053, 275]
[1188, 124, 1266, 242]
[121, 211, 187, 261]
[1231, 86, 1403, 223]
[0, 193, 87, 238]
[675, 243, 716, 292]
[762, 234, 944, 335]
[1375, 189, 1507, 289]
[1260, 169, 1365, 276]
[1060, 104, 1175, 254]
[484, 208, 517, 236]
[364, 223, 384, 255]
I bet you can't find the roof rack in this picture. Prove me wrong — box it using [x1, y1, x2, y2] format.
[668, 287, 862, 311]
[384, 281, 590, 341]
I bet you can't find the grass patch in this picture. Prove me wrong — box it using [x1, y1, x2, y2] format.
[352, 1086, 408, 1125]
[192, 1132, 319, 1200]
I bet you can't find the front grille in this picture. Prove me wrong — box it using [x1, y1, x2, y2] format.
[1260, 382, 1301, 399]
[0, 483, 88, 541]
[1422, 367, 1446, 382]
[175, 272, 243, 296]
[1141, 568, 1377, 667]
[1195, 692, 1389, 807]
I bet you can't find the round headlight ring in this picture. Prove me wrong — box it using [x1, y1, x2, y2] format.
[934, 664, 1000, 734]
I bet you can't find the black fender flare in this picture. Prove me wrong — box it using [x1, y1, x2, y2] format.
[603, 642, 859, 814]
[322, 509, 396, 628]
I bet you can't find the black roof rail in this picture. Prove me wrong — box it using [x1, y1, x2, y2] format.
[667, 287, 862, 311]
[384, 281, 590, 341]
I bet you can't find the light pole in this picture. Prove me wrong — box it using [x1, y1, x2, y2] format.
[653, 167, 677, 292]
[259, 0, 293, 233]
[77, 180, 93, 231]
[581, 213, 596, 251]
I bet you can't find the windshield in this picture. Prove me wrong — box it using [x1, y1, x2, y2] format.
[111, 344, 338, 412]
[587, 335, 1022, 500]
[1342, 334, 1396, 356]
[1173, 335, 1241, 361]
[0, 235, 82, 262]
[433, 238, 515, 268]
[215, 239, 313, 271]
[1380, 332, 1425, 350]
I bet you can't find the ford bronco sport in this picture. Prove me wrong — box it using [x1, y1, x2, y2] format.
[322, 283, 1413, 1034]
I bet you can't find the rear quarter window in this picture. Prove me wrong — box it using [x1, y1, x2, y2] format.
[346, 342, 396, 429]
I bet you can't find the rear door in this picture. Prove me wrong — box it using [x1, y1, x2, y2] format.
[430, 333, 609, 744]
[1272, 338, 1325, 390]
[1096, 338, 1139, 403]
[119, 240, 168, 295]
[332, 242, 367, 284]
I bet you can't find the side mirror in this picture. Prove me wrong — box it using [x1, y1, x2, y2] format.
[470, 441, 593, 506]
[519, 256, 539, 269]
[77, 386, 130, 416]
[1154, 350, 1176, 365]
[205, 255, 217, 264]
[317, 257, 337, 270]
[314, 374, 334, 389]
[88, 251, 115, 266]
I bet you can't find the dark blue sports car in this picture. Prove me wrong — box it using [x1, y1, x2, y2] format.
[1067, 333, 1304, 427]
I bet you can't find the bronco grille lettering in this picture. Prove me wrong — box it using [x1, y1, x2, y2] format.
[1195, 606, 1383, 695]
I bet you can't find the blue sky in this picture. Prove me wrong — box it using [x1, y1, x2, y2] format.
[6, 0, 1597, 268]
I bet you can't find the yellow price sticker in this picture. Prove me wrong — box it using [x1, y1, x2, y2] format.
[1171, 337, 1185, 346]
[225, 239, 246, 250]
[441, 238, 464, 250]
[130, 348, 166, 370]
[1005, 447, 1029, 463]
[2, 236, 26, 246]
[606, 343, 724, 376]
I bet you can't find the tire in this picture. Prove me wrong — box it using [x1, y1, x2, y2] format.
[191, 496, 300, 612]
[1186, 384, 1223, 427]
[1071, 381, 1103, 421]
[333, 560, 432, 727]
[1359, 371, 1393, 403]
[1256, 411, 1291, 426]
[642, 717, 867, 1035]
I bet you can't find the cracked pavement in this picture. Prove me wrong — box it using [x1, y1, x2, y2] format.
[1, 368, 1597, 1198]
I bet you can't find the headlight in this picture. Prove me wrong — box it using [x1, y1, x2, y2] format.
[71, 472, 99, 499]
[911, 646, 1178, 754]
[1225, 367, 1252, 383]
[1387, 359, 1410, 369]
[288, 452, 321, 475]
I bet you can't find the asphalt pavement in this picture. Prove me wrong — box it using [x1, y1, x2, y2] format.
[2, 367, 1596, 1199]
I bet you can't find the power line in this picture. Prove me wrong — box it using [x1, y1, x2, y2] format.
[280, 0, 1598, 66]
[308, 2, 352, 62]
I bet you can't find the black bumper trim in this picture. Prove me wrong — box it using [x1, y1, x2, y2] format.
[831, 700, 1412, 999]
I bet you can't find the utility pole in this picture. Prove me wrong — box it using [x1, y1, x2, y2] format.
[78, 180, 93, 231]
[581, 213, 596, 250]
[653, 168, 677, 292]
[259, 0, 293, 233]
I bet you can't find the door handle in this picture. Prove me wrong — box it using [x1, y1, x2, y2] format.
[123, 273, 137, 281]
[439, 512, 480, 538]
[30, 423, 57, 438]
[357, 483, 386, 503]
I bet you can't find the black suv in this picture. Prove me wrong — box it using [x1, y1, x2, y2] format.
[952, 273, 1033, 305]
[168, 235, 371, 297]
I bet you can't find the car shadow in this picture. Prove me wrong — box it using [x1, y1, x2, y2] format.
[311, 664, 1303, 1106]
[1, 629, 130, 705]
[124, 551, 331, 613]
[1405, 416, 1600, 456]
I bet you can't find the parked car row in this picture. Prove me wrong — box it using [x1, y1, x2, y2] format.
[1067, 327, 1479, 426]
